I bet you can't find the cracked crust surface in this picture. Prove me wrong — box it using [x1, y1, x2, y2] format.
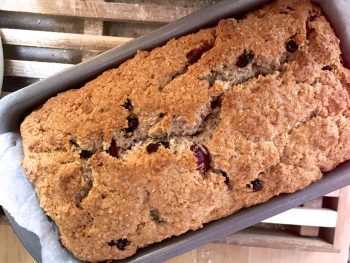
[20, 0, 350, 261]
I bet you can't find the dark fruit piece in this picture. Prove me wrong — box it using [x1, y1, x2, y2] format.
[186, 42, 214, 65]
[107, 240, 115, 246]
[108, 238, 130, 250]
[146, 143, 160, 153]
[251, 178, 262, 192]
[80, 150, 93, 159]
[150, 208, 163, 223]
[159, 112, 165, 118]
[108, 139, 118, 158]
[285, 39, 298, 53]
[122, 99, 132, 110]
[210, 97, 222, 109]
[236, 50, 254, 68]
[190, 144, 211, 174]
[116, 238, 130, 250]
[322, 65, 332, 71]
[125, 116, 139, 133]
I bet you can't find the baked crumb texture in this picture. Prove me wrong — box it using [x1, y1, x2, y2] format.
[20, 0, 350, 261]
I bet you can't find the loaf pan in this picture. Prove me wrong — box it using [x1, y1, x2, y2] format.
[1, 0, 350, 262]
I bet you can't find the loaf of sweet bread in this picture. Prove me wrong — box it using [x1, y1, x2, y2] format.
[20, 0, 350, 261]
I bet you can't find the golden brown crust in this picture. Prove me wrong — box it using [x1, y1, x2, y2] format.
[20, 0, 350, 261]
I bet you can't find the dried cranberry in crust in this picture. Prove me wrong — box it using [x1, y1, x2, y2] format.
[210, 96, 222, 109]
[186, 43, 214, 65]
[251, 179, 262, 192]
[108, 238, 130, 250]
[190, 144, 211, 174]
[146, 143, 160, 153]
[108, 139, 118, 157]
[285, 39, 298, 53]
[236, 50, 254, 68]
[322, 65, 332, 71]
[125, 116, 139, 133]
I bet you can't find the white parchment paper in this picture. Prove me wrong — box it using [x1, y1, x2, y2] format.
[0, 133, 78, 262]
[0, 1, 349, 262]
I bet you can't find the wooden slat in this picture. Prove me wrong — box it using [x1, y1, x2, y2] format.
[298, 197, 323, 237]
[83, 20, 104, 36]
[332, 186, 350, 250]
[298, 226, 320, 237]
[216, 228, 336, 253]
[83, 3, 104, 61]
[0, 28, 132, 52]
[4, 59, 73, 78]
[0, 0, 199, 23]
[168, 242, 348, 263]
[82, 19, 105, 60]
[262, 207, 337, 227]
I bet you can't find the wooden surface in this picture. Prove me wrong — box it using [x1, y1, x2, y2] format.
[0, 28, 132, 51]
[297, 197, 323, 237]
[169, 243, 350, 263]
[330, 187, 350, 251]
[4, 59, 73, 78]
[0, 212, 35, 263]
[82, 4, 105, 61]
[216, 228, 336, 253]
[0, 0, 199, 23]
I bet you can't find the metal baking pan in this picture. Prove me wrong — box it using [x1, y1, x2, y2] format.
[1, 0, 350, 262]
